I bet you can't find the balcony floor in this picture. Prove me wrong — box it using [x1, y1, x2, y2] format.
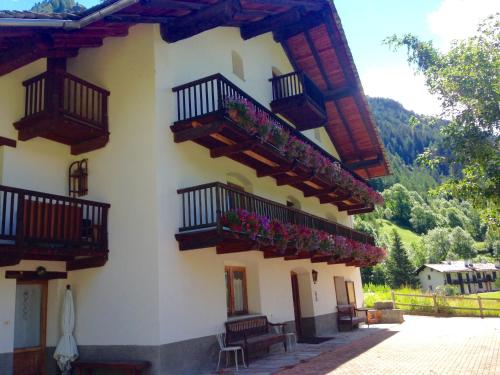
[14, 111, 109, 155]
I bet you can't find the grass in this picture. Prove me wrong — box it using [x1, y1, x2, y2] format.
[363, 284, 500, 317]
[377, 219, 421, 247]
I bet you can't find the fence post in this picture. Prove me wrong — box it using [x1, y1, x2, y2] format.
[391, 290, 395, 308]
[477, 295, 484, 319]
[432, 293, 438, 314]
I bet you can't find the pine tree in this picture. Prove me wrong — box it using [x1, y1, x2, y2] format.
[385, 229, 417, 288]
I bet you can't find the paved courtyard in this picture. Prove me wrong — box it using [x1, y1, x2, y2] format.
[214, 315, 499, 375]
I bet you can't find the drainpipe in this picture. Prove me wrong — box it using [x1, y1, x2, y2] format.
[0, 0, 140, 29]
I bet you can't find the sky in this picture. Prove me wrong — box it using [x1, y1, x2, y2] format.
[2, 0, 499, 116]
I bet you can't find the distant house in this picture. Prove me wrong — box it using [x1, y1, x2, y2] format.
[416, 261, 499, 294]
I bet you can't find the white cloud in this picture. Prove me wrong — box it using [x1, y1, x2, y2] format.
[360, 65, 442, 116]
[428, 0, 499, 49]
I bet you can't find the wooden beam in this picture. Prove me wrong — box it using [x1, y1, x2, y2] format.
[303, 186, 339, 198]
[240, 8, 302, 40]
[104, 15, 174, 24]
[160, 0, 241, 43]
[141, 0, 206, 10]
[273, 9, 325, 42]
[348, 206, 375, 215]
[276, 173, 313, 186]
[324, 85, 355, 101]
[256, 163, 295, 177]
[173, 121, 224, 143]
[5, 270, 67, 281]
[66, 255, 107, 271]
[210, 139, 256, 158]
[345, 156, 382, 170]
[0, 136, 17, 148]
[338, 203, 366, 212]
[319, 192, 351, 204]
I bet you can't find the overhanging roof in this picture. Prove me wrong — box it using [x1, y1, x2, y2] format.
[0, 0, 389, 179]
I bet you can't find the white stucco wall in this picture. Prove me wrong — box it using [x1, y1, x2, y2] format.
[0, 24, 364, 355]
[418, 267, 447, 292]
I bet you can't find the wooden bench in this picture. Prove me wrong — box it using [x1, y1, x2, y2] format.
[337, 304, 369, 331]
[73, 360, 151, 375]
[225, 315, 287, 363]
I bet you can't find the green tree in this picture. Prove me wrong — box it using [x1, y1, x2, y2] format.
[423, 227, 452, 263]
[449, 227, 476, 259]
[385, 15, 500, 224]
[410, 204, 437, 234]
[382, 183, 413, 226]
[31, 0, 85, 13]
[385, 230, 417, 288]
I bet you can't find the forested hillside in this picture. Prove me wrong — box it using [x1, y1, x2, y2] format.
[30, 0, 85, 13]
[367, 97, 447, 194]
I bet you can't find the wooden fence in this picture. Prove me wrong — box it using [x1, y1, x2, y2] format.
[391, 291, 500, 318]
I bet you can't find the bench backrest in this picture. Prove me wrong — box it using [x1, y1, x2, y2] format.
[225, 316, 269, 342]
[337, 304, 355, 317]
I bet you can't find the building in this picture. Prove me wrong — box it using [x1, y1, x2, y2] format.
[417, 261, 499, 294]
[0, 1, 390, 374]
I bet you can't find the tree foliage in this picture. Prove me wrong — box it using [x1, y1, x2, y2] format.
[385, 230, 418, 288]
[385, 15, 500, 225]
[31, 0, 85, 13]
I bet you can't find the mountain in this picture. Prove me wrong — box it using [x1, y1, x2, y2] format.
[367, 97, 447, 194]
[30, 0, 85, 13]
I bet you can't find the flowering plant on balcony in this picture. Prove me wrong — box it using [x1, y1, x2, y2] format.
[224, 97, 384, 207]
[220, 209, 386, 266]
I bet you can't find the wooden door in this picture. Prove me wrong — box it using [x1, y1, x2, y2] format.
[13, 281, 47, 375]
[334, 276, 348, 305]
[290, 272, 302, 338]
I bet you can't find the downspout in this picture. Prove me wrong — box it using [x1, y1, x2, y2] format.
[0, 0, 140, 29]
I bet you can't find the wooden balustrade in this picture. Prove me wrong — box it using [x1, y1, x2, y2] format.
[171, 74, 374, 214]
[0, 185, 109, 269]
[15, 71, 110, 155]
[176, 182, 374, 251]
[269, 71, 326, 130]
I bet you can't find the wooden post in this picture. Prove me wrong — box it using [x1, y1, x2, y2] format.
[432, 293, 438, 314]
[477, 295, 484, 318]
[391, 290, 395, 308]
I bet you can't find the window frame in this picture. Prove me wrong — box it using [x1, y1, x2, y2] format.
[225, 266, 249, 316]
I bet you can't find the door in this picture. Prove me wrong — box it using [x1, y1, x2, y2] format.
[334, 276, 348, 305]
[290, 272, 302, 338]
[13, 281, 47, 375]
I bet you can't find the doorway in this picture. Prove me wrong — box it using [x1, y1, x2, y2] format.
[290, 272, 302, 338]
[13, 280, 47, 375]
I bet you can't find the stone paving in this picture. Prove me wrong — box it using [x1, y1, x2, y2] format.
[211, 316, 500, 375]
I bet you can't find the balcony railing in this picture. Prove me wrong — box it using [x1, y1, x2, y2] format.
[269, 71, 326, 130]
[175, 182, 374, 252]
[15, 71, 110, 155]
[171, 74, 374, 214]
[0, 185, 109, 270]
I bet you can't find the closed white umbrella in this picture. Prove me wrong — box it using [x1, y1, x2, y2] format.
[53, 285, 78, 372]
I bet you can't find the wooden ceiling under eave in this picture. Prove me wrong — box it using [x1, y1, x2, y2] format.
[277, 6, 390, 179]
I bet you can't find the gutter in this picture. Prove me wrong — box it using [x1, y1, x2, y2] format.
[0, 0, 140, 29]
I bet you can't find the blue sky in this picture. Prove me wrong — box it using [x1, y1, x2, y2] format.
[2, 0, 498, 115]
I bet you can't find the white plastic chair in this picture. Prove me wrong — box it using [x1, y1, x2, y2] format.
[216, 332, 246, 372]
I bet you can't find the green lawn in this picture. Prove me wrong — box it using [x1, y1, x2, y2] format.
[377, 219, 421, 247]
[364, 285, 500, 317]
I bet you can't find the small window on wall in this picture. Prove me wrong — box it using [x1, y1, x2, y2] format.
[225, 266, 248, 316]
[232, 51, 245, 81]
[286, 196, 301, 210]
[314, 128, 322, 143]
[272, 66, 282, 77]
[427, 275, 431, 280]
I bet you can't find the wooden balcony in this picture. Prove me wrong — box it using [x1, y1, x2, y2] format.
[175, 182, 374, 266]
[14, 71, 110, 155]
[0, 185, 110, 270]
[171, 74, 374, 214]
[269, 71, 326, 131]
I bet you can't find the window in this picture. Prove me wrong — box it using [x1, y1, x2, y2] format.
[225, 266, 248, 316]
[286, 195, 301, 210]
[232, 51, 245, 81]
[271, 66, 282, 77]
[314, 128, 322, 143]
[427, 275, 431, 280]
